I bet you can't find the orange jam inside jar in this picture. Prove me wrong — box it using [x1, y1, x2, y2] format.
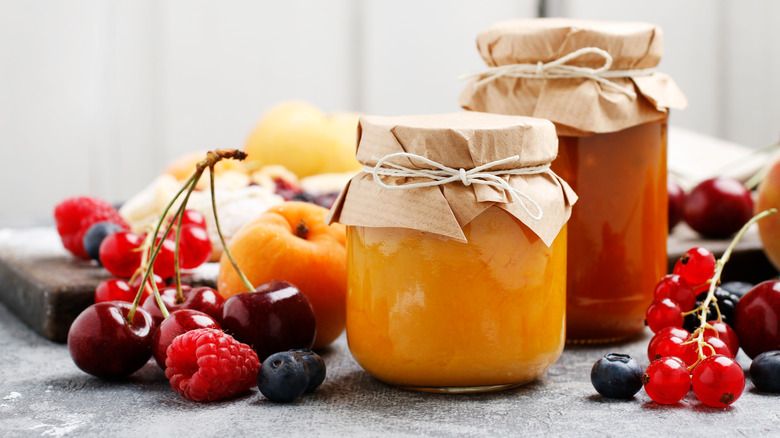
[552, 121, 667, 342]
[460, 19, 687, 342]
[347, 211, 567, 392]
[327, 112, 576, 393]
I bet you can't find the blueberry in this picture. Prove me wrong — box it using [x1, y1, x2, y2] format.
[750, 351, 780, 393]
[290, 191, 316, 203]
[591, 353, 643, 399]
[83, 221, 124, 262]
[291, 349, 326, 392]
[258, 351, 310, 402]
[720, 281, 753, 299]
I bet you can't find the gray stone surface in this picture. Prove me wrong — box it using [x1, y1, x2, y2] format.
[2, 300, 780, 437]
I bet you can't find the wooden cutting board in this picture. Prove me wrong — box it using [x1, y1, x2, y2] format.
[0, 228, 217, 343]
[1, 225, 776, 343]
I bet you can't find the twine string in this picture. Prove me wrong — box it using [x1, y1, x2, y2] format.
[460, 46, 655, 99]
[365, 152, 549, 220]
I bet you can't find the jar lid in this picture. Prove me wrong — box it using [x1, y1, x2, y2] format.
[327, 112, 577, 246]
[459, 18, 687, 136]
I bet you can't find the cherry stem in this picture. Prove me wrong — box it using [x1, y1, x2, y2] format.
[687, 208, 777, 370]
[171, 172, 202, 302]
[208, 164, 256, 293]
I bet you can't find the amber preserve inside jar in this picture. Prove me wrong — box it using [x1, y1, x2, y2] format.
[327, 112, 576, 393]
[460, 18, 687, 343]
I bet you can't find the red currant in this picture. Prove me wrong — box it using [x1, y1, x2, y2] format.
[177, 209, 208, 229]
[94, 278, 139, 303]
[176, 224, 212, 269]
[673, 247, 716, 287]
[653, 274, 697, 312]
[704, 321, 740, 357]
[654, 334, 687, 361]
[702, 336, 733, 359]
[647, 327, 689, 362]
[645, 299, 684, 333]
[642, 357, 691, 404]
[99, 231, 143, 278]
[151, 237, 177, 279]
[691, 355, 745, 407]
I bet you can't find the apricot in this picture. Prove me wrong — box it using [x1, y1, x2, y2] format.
[216, 201, 347, 348]
[756, 156, 780, 270]
[243, 101, 362, 178]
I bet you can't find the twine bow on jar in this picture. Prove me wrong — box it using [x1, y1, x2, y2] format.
[460, 47, 655, 99]
[365, 152, 549, 220]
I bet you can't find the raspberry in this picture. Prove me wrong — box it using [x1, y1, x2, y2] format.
[54, 196, 128, 259]
[165, 328, 260, 402]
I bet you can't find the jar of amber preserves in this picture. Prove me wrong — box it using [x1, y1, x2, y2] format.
[328, 112, 576, 392]
[460, 19, 687, 343]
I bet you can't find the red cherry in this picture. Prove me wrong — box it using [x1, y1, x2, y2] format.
[683, 177, 753, 239]
[673, 247, 717, 287]
[99, 231, 143, 278]
[668, 176, 685, 231]
[653, 274, 697, 312]
[645, 299, 684, 333]
[734, 280, 780, 358]
[220, 281, 316, 361]
[95, 278, 144, 304]
[642, 357, 691, 404]
[691, 355, 745, 407]
[130, 273, 167, 293]
[151, 309, 220, 370]
[67, 302, 154, 378]
[176, 224, 212, 269]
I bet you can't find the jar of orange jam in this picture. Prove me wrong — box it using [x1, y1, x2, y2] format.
[460, 19, 687, 343]
[328, 112, 576, 392]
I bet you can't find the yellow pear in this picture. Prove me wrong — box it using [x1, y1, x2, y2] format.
[244, 101, 361, 178]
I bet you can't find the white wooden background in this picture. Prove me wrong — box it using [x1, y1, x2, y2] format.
[1, 0, 778, 226]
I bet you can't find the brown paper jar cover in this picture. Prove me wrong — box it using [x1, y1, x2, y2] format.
[459, 18, 687, 136]
[327, 111, 577, 245]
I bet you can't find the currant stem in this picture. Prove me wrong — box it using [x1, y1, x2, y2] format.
[208, 164, 256, 293]
[688, 208, 777, 370]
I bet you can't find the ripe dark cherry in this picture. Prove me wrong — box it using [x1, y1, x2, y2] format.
[141, 285, 224, 326]
[683, 177, 753, 239]
[99, 231, 143, 278]
[642, 357, 691, 404]
[691, 355, 745, 407]
[668, 177, 685, 231]
[151, 309, 220, 369]
[673, 247, 716, 287]
[734, 280, 780, 359]
[221, 281, 316, 361]
[67, 302, 154, 378]
[653, 274, 696, 312]
[645, 299, 684, 333]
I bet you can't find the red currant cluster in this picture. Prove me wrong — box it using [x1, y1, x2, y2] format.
[644, 246, 744, 407]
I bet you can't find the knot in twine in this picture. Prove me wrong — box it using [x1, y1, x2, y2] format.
[365, 152, 550, 220]
[460, 46, 655, 99]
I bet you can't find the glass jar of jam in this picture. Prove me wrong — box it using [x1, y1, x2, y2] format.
[460, 19, 687, 343]
[328, 112, 576, 392]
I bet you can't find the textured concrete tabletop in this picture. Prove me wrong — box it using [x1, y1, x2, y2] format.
[2, 225, 780, 437]
[2, 299, 780, 438]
